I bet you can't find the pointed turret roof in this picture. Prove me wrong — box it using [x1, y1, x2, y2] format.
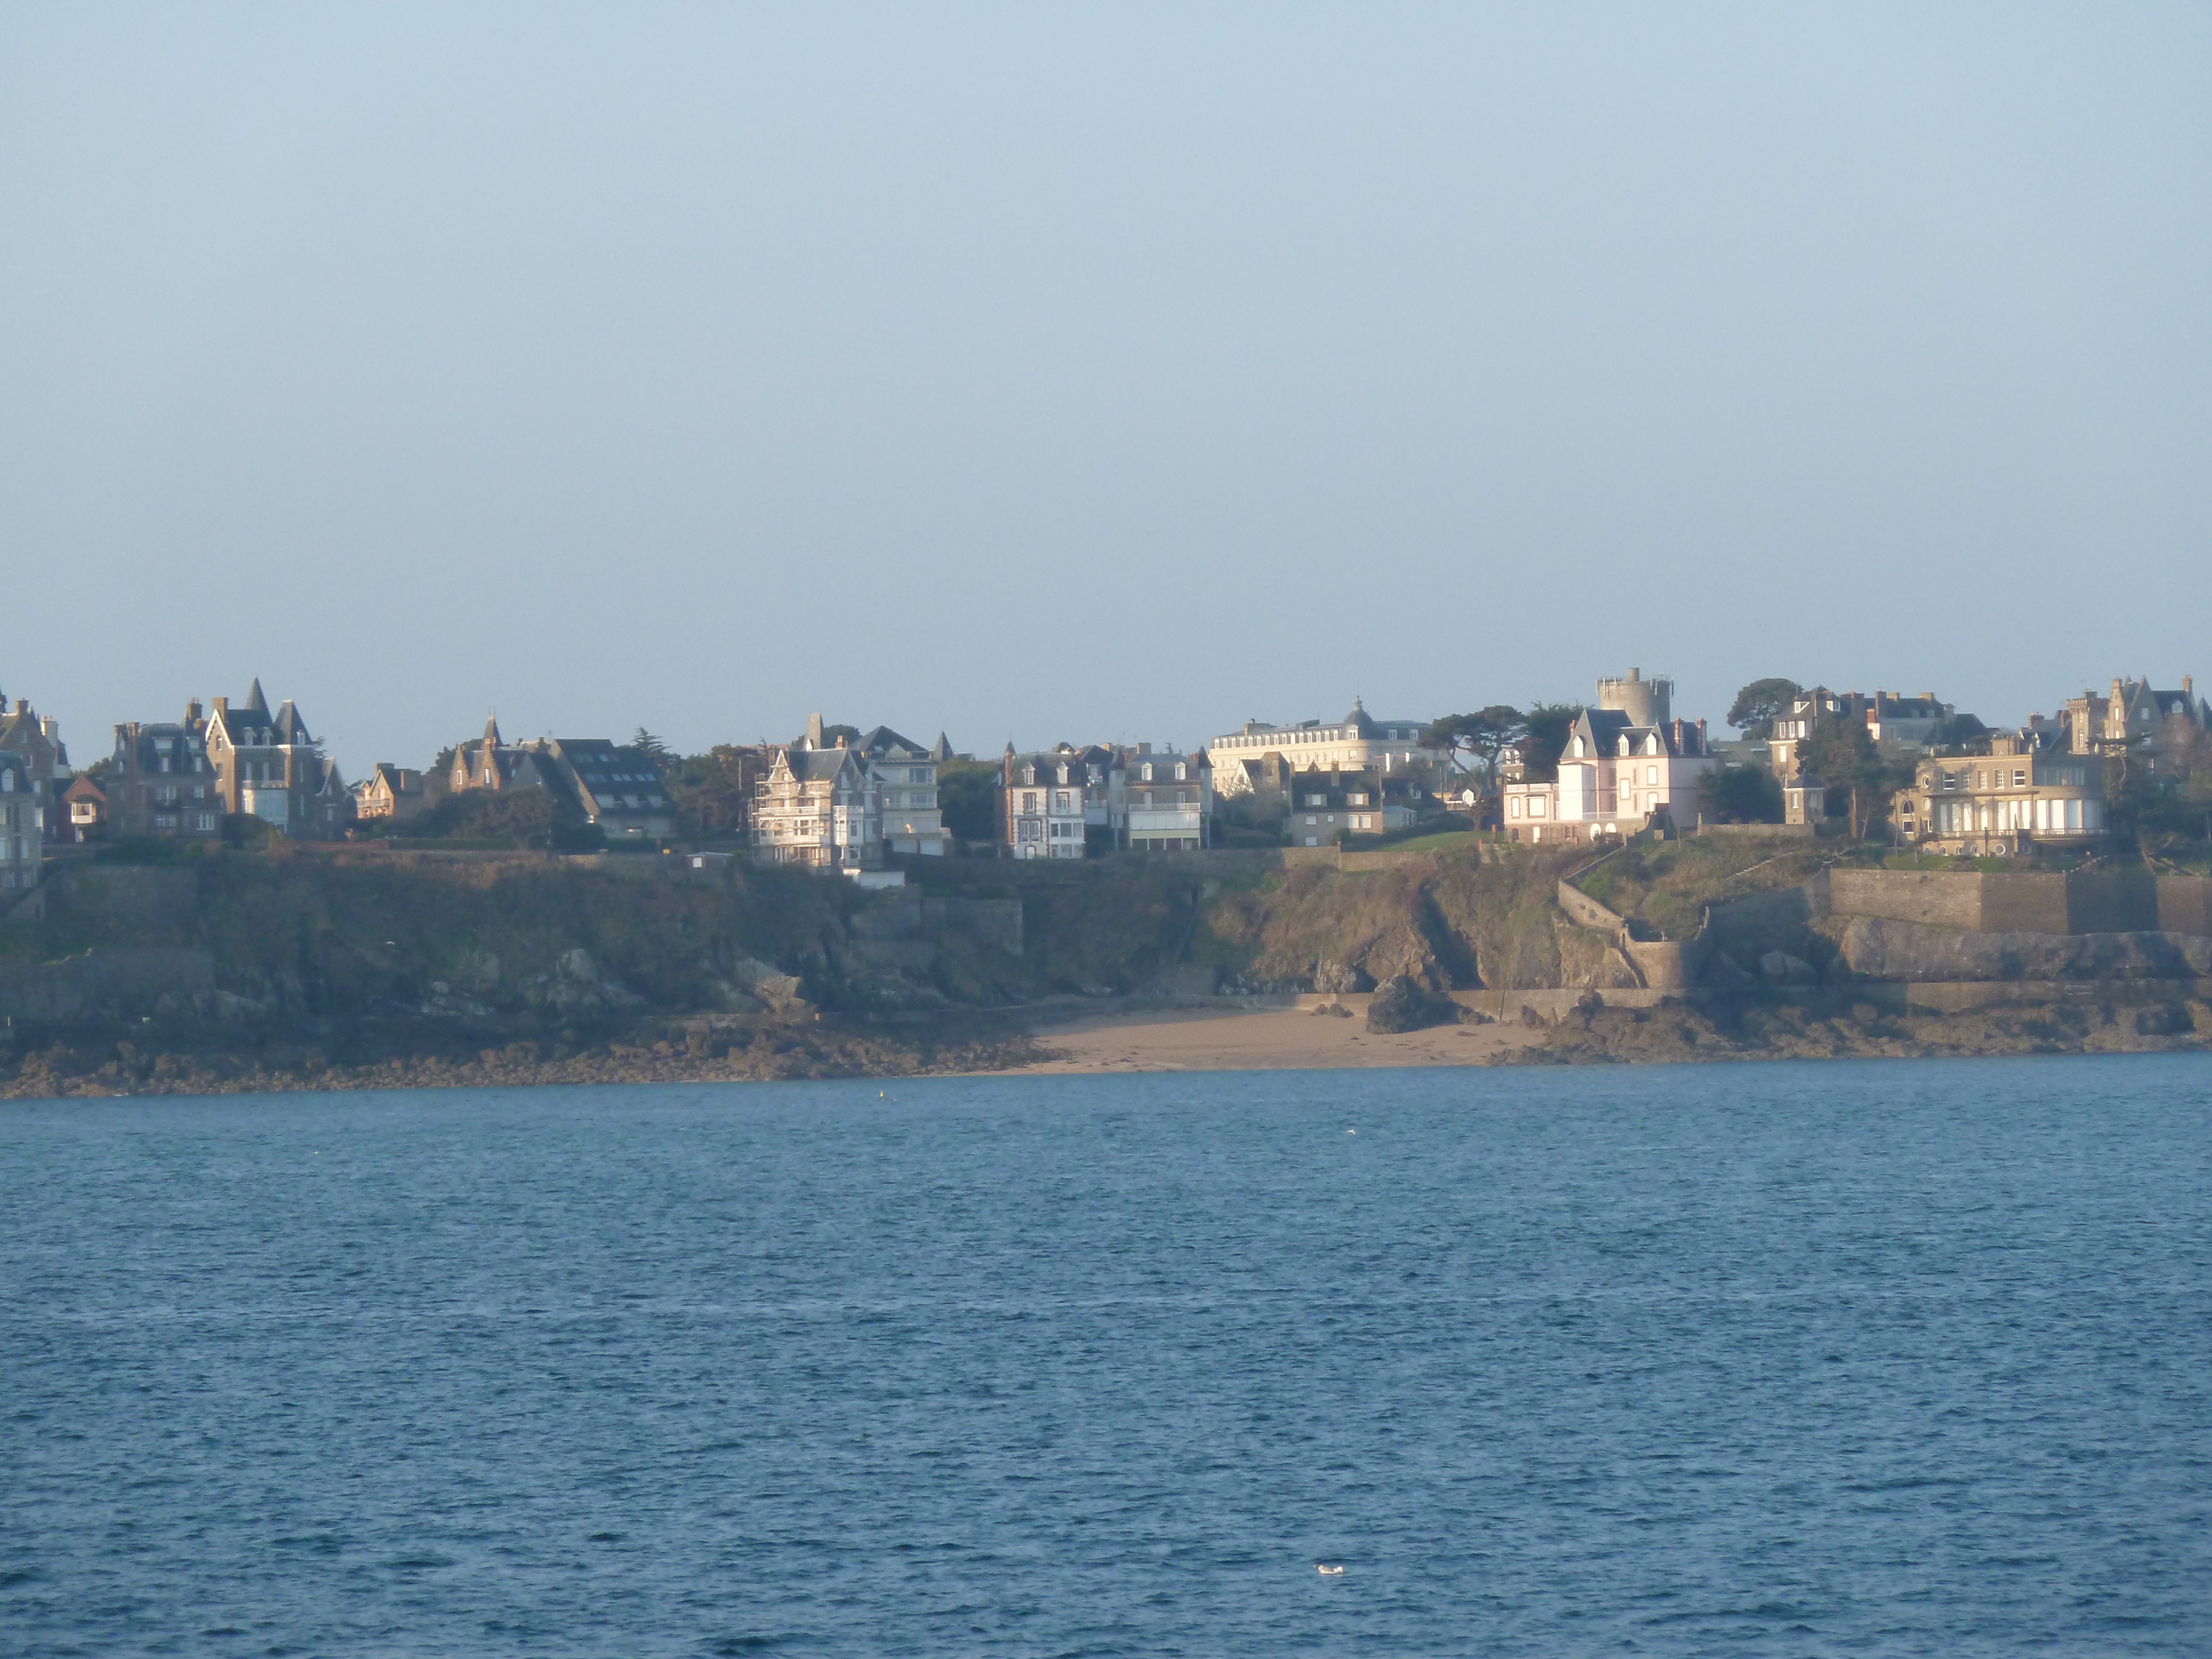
[247, 677, 269, 714]
[931, 732, 952, 762]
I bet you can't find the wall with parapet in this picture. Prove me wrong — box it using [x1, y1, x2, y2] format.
[1824, 870, 2212, 936]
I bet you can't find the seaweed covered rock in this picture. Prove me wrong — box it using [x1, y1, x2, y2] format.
[1366, 975, 1461, 1034]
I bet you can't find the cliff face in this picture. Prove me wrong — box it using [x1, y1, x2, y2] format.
[11, 847, 2210, 1035]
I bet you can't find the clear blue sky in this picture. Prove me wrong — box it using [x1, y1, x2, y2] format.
[3, 4, 2207, 776]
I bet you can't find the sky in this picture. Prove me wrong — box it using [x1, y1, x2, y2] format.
[3, 3, 2208, 778]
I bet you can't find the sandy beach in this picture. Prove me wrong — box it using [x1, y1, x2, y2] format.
[1015, 1004, 1543, 1073]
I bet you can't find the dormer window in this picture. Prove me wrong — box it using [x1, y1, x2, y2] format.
[1173, 763, 1186, 781]
[1142, 763, 1154, 781]
[1570, 737, 1584, 758]
[1617, 737, 1630, 756]
[1645, 734, 1660, 755]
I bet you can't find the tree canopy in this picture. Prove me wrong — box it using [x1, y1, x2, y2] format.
[934, 759, 1000, 844]
[1422, 706, 1526, 788]
[1516, 702, 1584, 782]
[664, 744, 761, 839]
[1726, 677, 1801, 739]
[1703, 766, 1783, 824]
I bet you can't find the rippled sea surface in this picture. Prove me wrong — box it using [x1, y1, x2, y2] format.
[4, 1056, 2211, 1657]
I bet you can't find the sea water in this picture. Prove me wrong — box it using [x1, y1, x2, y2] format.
[3, 1056, 2209, 1656]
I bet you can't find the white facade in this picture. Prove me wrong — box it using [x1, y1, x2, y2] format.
[1501, 676, 1719, 843]
[1004, 751, 1098, 860]
[864, 729, 947, 857]
[752, 744, 878, 870]
[1210, 700, 1441, 795]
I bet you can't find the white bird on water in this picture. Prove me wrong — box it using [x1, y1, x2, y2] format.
[1316, 1563, 1345, 1577]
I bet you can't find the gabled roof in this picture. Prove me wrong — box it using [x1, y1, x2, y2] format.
[856, 725, 926, 760]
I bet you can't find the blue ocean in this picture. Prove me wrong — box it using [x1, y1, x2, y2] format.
[4, 1056, 2209, 1656]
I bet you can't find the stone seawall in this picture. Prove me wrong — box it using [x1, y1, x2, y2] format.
[1823, 869, 2211, 936]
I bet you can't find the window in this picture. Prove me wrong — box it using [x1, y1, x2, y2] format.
[1141, 764, 1154, 781]
[2012, 770, 2026, 788]
[1509, 797, 1522, 818]
[1173, 763, 1186, 781]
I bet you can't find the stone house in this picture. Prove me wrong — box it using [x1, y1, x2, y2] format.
[2060, 676, 2206, 776]
[442, 718, 674, 841]
[205, 681, 349, 839]
[356, 764, 430, 823]
[0, 749, 41, 898]
[107, 711, 223, 841]
[0, 695, 72, 844]
[1284, 766, 1422, 846]
[1767, 687, 1952, 777]
[1889, 727, 2105, 853]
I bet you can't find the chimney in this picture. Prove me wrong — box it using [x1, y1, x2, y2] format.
[12, 700, 23, 716]
[1629, 666, 1640, 682]
[213, 697, 229, 717]
[2186, 675, 2194, 697]
[1138, 742, 1152, 754]
[804, 711, 824, 749]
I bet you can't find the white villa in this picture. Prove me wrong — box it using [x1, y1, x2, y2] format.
[1502, 671, 1720, 843]
[753, 717, 946, 875]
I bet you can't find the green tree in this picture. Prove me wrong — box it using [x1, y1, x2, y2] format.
[935, 759, 1000, 845]
[665, 744, 760, 839]
[1423, 706, 1526, 791]
[1703, 766, 1783, 823]
[1726, 677, 1801, 741]
[631, 728, 674, 765]
[1798, 718, 1911, 838]
[1516, 702, 1583, 782]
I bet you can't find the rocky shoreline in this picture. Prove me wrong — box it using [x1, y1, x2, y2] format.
[0, 1016, 1048, 1100]
[1494, 994, 2211, 1066]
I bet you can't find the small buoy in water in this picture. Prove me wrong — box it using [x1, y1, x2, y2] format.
[1316, 1563, 1345, 1576]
